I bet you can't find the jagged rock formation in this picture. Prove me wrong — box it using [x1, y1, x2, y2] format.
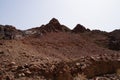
[25, 18, 71, 37]
[45, 18, 70, 32]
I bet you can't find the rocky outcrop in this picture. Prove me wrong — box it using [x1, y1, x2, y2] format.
[40, 18, 70, 33]
[72, 24, 90, 33]
[108, 30, 120, 50]
[109, 29, 120, 40]
[44, 18, 71, 32]
[81, 54, 120, 78]
[0, 25, 23, 40]
[108, 35, 120, 50]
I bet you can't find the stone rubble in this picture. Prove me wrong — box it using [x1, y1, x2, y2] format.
[0, 53, 120, 79]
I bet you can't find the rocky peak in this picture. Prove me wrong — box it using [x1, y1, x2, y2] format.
[39, 18, 70, 33]
[48, 18, 60, 25]
[72, 24, 89, 33]
[24, 18, 71, 37]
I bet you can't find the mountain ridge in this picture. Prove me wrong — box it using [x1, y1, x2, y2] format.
[0, 18, 120, 51]
[0, 18, 108, 39]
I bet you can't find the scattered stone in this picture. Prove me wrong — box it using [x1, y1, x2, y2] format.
[6, 76, 11, 80]
[24, 70, 32, 76]
[117, 59, 120, 61]
[17, 66, 25, 70]
[76, 62, 80, 66]
[90, 56, 96, 61]
[10, 62, 16, 65]
[29, 64, 40, 72]
[24, 63, 29, 68]
[11, 65, 18, 72]
[50, 65, 55, 71]
[18, 73, 25, 77]
[0, 43, 3, 45]
[0, 51, 4, 54]
[90, 74, 120, 80]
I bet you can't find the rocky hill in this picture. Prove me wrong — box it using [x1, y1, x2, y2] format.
[0, 18, 120, 80]
[24, 18, 70, 38]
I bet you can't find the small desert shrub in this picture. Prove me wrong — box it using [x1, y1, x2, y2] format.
[73, 73, 87, 80]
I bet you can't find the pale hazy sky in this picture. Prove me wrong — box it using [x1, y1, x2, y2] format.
[0, 0, 120, 32]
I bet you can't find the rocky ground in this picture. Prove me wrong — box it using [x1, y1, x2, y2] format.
[0, 53, 120, 80]
[0, 18, 120, 80]
[89, 74, 120, 80]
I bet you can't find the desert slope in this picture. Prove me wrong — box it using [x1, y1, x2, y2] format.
[0, 18, 120, 80]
